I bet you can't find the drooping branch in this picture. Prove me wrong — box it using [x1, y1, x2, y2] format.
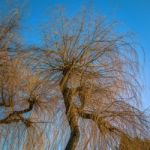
[0, 11, 18, 43]
[78, 110, 124, 136]
[0, 98, 35, 126]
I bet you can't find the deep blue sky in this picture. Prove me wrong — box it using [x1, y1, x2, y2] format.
[0, 0, 150, 109]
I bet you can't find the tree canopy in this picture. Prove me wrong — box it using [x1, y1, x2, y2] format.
[0, 8, 149, 150]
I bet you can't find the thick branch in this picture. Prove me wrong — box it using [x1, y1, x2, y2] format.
[0, 98, 35, 125]
[79, 111, 125, 136]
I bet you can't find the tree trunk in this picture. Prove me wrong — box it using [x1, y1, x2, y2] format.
[60, 76, 80, 150]
[65, 106, 80, 150]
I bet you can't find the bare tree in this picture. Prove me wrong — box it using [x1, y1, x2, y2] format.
[35, 10, 150, 149]
[0, 7, 149, 150]
[0, 11, 58, 150]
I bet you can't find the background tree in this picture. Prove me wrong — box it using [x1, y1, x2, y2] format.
[0, 11, 58, 150]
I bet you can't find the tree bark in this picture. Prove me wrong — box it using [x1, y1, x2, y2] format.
[60, 75, 80, 150]
[65, 106, 80, 150]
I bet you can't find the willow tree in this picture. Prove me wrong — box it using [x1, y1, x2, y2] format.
[35, 11, 150, 149]
[0, 11, 57, 150]
[0, 8, 149, 150]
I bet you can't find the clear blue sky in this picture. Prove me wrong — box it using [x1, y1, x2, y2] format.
[0, 0, 150, 109]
